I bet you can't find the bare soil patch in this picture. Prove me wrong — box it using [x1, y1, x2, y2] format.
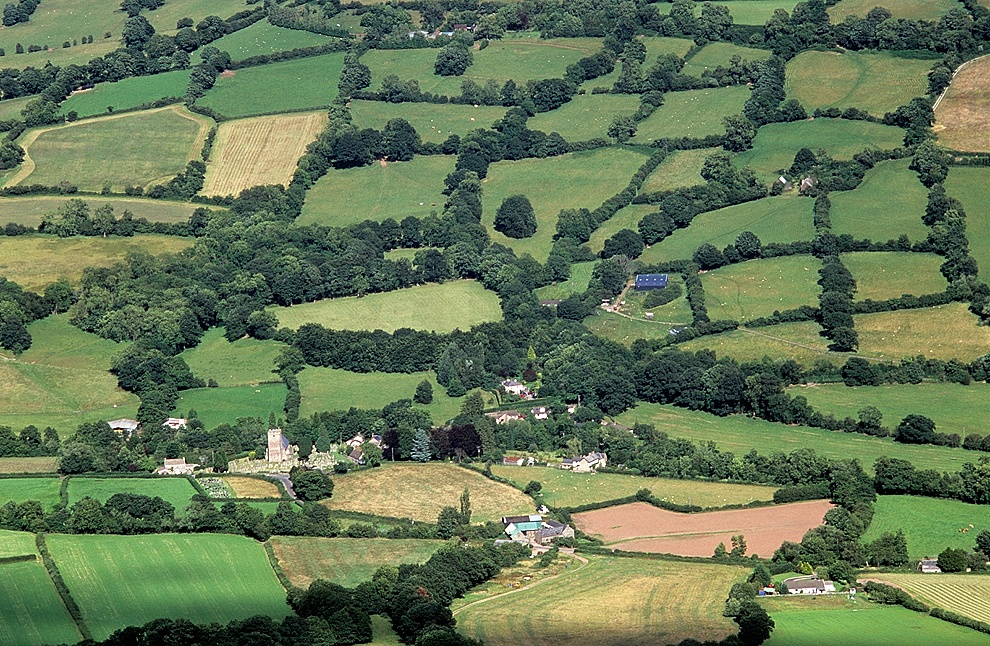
[573, 500, 834, 558]
[935, 55, 990, 152]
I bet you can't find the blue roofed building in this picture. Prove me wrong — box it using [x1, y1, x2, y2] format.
[635, 273, 668, 290]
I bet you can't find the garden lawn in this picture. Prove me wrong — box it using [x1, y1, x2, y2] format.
[785, 50, 931, 116]
[322, 463, 533, 522]
[298, 155, 454, 227]
[67, 477, 199, 511]
[616, 402, 978, 474]
[528, 94, 642, 141]
[640, 194, 815, 264]
[481, 147, 648, 261]
[270, 280, 501, 332]
[854, 303, 990, 361]
[348, 100, 506, 143]
[171, 383, 288, 430]
[61, 70, 191, 118]
[0, 195, 199, 227]
[534, 261, 595, 300]
[678, 322, 832, 366]
[733, 118, 905, 182]
[829, 159, 929, 241]
[588, 204, 654, 254]
[829, 0, 963, 21]
[197, 53, 346, 118]
[0, 478, 61, 508]
[199, 21, 331, 62]
[179, 328, 286, 387]
[947, 167, 990, 275]
[47, 533, 291, 641]
[640, 147, 716, 194]
[489, 465, 775, 509]
[871, 573, 990, 625]
[862, 495, 990, 558]
[682, 42, 772, 76]
[271, 537, 444, 588]
[842, 252, 947, 300]
[702, 255, 823, 322]
[632, 86, 751, 141]
[0, 559, 82, 646]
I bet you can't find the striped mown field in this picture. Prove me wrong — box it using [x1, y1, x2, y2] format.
[870, 574, 990, 624]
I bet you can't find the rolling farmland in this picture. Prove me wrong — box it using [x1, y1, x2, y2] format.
[0, 558, 82, 646]
[271, 537, 444, 588]
[862, 495, 990, 558]
[702, 255, 823, 323]
[935, 54, 990, 152]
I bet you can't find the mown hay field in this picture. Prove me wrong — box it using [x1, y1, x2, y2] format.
[935, 54, 990, 152]
[223, 476, 281, 499]
[349, 100, 507, 143]
[0, 457, 58, 474]
[853, 303, 990, 361]
[681, 42, 772, 76]
[201, 21, 331, 62]
[270, 280, 502, 332]
[640, 147, 716, 194]
[322, 463, 534, 522]
[178, 328, 286, 388]
[61, 70, 191, 118]
[271, 537, 444, 588]
[785, 50, 931, 116]
[0, 477, 61, 508]
[632, 86, 751, 141]
[862, 495, 990, 558]
[202, 111, 327, 196]
[0, 558, 82, 646]
[456, 556, 747, 646]
[946, 167, 990, 274]
[842, 252, 947, 300]
[47, 533, 291, 641]
[828, 0, 963, 22]
[527, 94, 642, 141]
[871, 573, 990, 624]
[0, 195, 199, 227]
[829, 159, 929, 242]
[67, 477, 199, 511]
[171, 383, 288, 430]
[702, 255, 823, 323]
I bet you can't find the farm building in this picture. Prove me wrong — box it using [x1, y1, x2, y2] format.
[635, 274, 669, 290]
[503, 456, 526, 467]
[918, 559, 942, 573]
[108, 418, 139, 436]
[157, 457, 197, 475]
[782, 577, 836, 595]
[486, 410, 526, 425]
[502, 514, 575, 545]
[561, 451, 607, 473]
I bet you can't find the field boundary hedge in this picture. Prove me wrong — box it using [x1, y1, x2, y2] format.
[263, 540, 295, 592]
[36, 533, 92, 641]
[0, 553, 37, 564]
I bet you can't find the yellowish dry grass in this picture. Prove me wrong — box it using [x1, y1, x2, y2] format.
[270, 537, 444, 588]
[0, 457, 58, 473]
[223, 476, 281, 499]
[935, 55, 990, 152]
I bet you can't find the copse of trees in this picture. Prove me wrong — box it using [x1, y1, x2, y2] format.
[493, 194, 537, 238]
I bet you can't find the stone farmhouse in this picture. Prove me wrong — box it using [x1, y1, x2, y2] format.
[782, 577, 836, 595]
[561, 451, 607, 473]
[501, 514, 574, 546]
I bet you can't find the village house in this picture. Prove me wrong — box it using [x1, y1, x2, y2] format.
[782, 577, 836, 595]
[500, 379, 531, 398]
[561, 451, 607, 473]
[163, 418, 187, 430]
[530, 406, 549, 420]
[108, 418, 139, 436]
[918, 558, 942, 573]
[503, 456, 526, 467]
[156, 457, 197, 475]
[485, 410, 526, 424]
[501, 514, 575, 546]
[348, 446, 364, 465]
[346, 434, 365, 449]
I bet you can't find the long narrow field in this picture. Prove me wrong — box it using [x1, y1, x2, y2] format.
[171, 383, 288, 430]
[935, 55, 990, 152]
[322, 463, 534, 522]
[0, 457, 58, 474]
[179, 328, 286, 388]
[0, 195, 199, 227]
[854, 303, 990, 361]
[47, 533, 291, 641]
[298, 155, 454, 226]
[829, 159, 929, 241]
[828, 0, 963, 21]
[842, 252, 947, 300]
[870, 574, 990, 625]
[456, 557, 747, 646]
[67, 477, 199, 511]
[946, 167, 990, 274]
[61, 70, 192, 118]
[527, 94, 642, 141]
[0, 558, 83, 646]
[270, 537, 444, 588]
[632, 86, 751, 141]
[348, 100, 507, 143]
[862, 495, 990, 558]
[702, 255, 823, 322]
[269, 280, 501, 332]
[640, 147, 716, 194]
[678, 321, 833, 366]
[200, 21, 331, 61]
[682, 42, 773, 76]
[222, 476, 281, 499]
[0, 477, 61, 508]
[202, 112, 328, 196]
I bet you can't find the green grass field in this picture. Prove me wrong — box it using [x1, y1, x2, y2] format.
[197, 53, 345, 118]
[946, 167, 990, 278]
[678, 322, 832, 366]
[830, 159, 929, 242]
[270, 280, 501, 332]
[872, 574, 990, 625]
[481, 147, 648, 261]
[270, 537, 444, 588]
[534, 260, 596, 300]
[0, 195, 199, 227]
[16, 107, 207, 191]
[0, 529, 37, 558]
[528, 94, 642, 141]
[703, 255, 823, 322]
[348, 100, 506, 143]
[67, 477, 199, 511]
[657, 1, 801, 26]
[828, 0, 963, 21]
[61, 70, 191, 118]
[0, 558, 83, 646]
[862, 495, 990, 558]
[297, 155, 454, 227]
[854, 303, 990, 361]
[199, 21, 330, 62]
[588, 204, 655, 254]
[179, 328, 286, 387]
[640, 194, 816, 264]
[0, 95, 38, 120]
[47, 533, 291, 641]
[457, 556, 747, 646]
[0, 477, 61, 509]
[733, 118, 905, 182]
[582, 36, 694, 90]
[640, 147, 716, 194]
[616, 402, 979, 474]
[584, 309, 686, 346]
[763, 595, 987, 646]
[842, 252, 947, 300]
[785, 50, 931, 116]
[632, 86, 751, 141]
[171, 383, 288, 431]
[682, 42, 773, 76]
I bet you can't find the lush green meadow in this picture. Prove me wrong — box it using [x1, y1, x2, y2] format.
[872, 574, 990, 625]
[0, 95, 38, 120]
[862, 495, 990, 558]
[67, 477, 198, 511]
[658, 1, 800, 26]
[488, 465, 776, 508]
[200, 21, 330, 61]
[534, 261, 596, 300]
[528, 94, 642, 141]
[48, 533, 291, 641]
[829, 159, 929, 241]
[946, 167, 990, 276]
[0, 195, 198, 228]
[640, 147, 716, 194]
[179, 328, 285, 387]
[703, 255, 823, 322]
[854, 303, 990, 361]
[348, 100, 506, 143]
[679, 322, 832, 365]
[843, 252, 947, 300]
[785, 50, 931, 116]
[481, 147, 647, 261]
[828, 0, 963, 21]
[588, 204, 655, 254]
[323, 463, 533, 522]
[582, 36, 694, 90]
[0, 529, 37, 558]
[197, 53, 345, 118]
[271, 537, 444, 588]
[640, 195, 815, 263]
[270, 280, 501, 332]
[171, 383, 288, 430]
[733, 118, 905, 182]
[682, 42, 773, 76]
[61, 70, 191, 118]
[0, 477, 61, 508]
[633, 86, 751, 141]
[0, 558, 83, 646]
[16, 107, 207, 191]
[298, 155, 454, 226]
[616, 402, 978, 474]
[584, 308, 685, 346]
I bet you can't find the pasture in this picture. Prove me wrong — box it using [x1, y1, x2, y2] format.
[270, 280, 501, 332]
[785, 50, 931, 116]
[348, 100, 506, 143]
[202, 111, 327, 196]
[270, 537, 444, 588]
[527, 94, 642, 141]
[297, 155, 454, 226]
[854, 303, 990, 361]
[640, 147, 716, 194]
[67, 477, 198, 511]
[0, 477, 61, 508]
[47, 533, 291, 641]
[842, 252, 947, 300]
[297, 367, 463, 424]
[632, 86, 751, 141]
[481, 147, 648, 261]
[13, 107, 208, 191]
[222, 476, 281, 499]
[0, 95, 38, 120]
[533, 260, 596, 300]
[584, 309, 686, 346]
[0, 529, 36, 558]
[321, 463, 534, 522]
[678, 322, 832, 366]
[682, 42, 773, 76]
[0, 195, 199, 228]
[488, 465, 776, 508]
[588, 204, 654, 254]
[61, 70, 191, 118]
[862, 495, 990, 558]
[935, 55, 990, 152]
[946, 167, 990, 275]
[0, 559, 82, 646]
[829, 158, 929, 242]
[178, 327, 286, 387]
[200, 21, 330, 62]
[581, 36, 694, 91]
[0, 457, 58, 474]
[616, 402, 979, 474]
[572, 500, 833, 557]
[828, 0, 963, 21]
[702, 255, 823, 323]
[456, 556, 747, 646]
[870, 574, 990, 625]
[197, 53, 346, 118]
[732, 118, 905, 182]
[171, 383, 288, 430]
[641, 195, 815, 264]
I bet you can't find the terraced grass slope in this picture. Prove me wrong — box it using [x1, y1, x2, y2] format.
[271, 537, 444, 588]
[829, 159, 929, 242]
[702, 255, 823, 322]
[633, 86, 751, 141]
[862, 495, 990, 558]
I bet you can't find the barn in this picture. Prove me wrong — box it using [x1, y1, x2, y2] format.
[635, 274, 668, 290]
